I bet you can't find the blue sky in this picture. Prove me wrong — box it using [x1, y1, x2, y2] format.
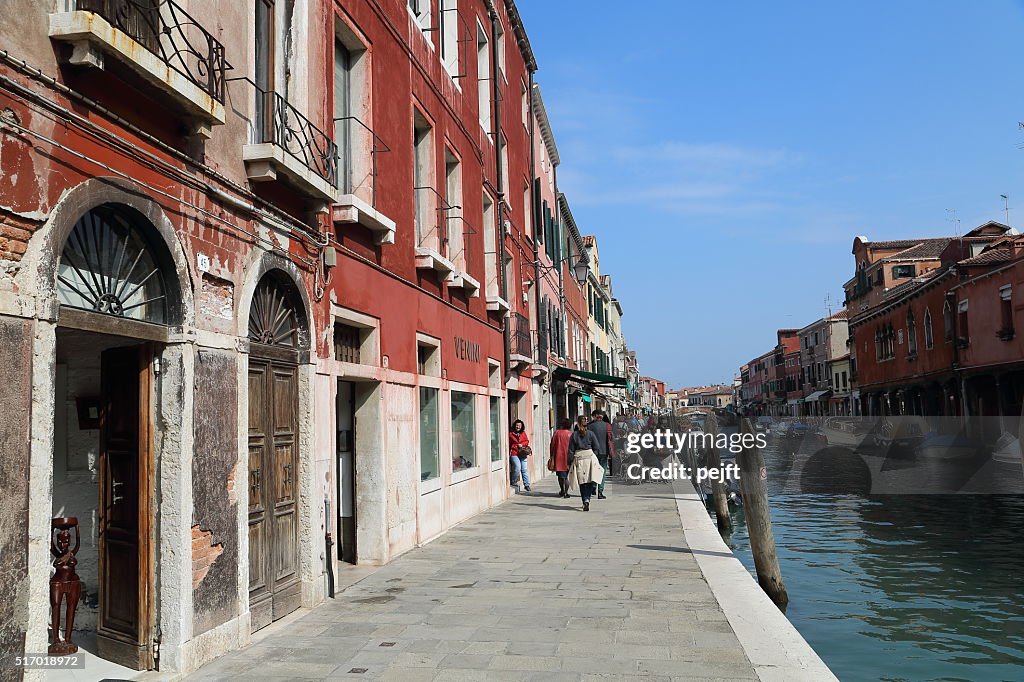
[517, 1, 1024, 388]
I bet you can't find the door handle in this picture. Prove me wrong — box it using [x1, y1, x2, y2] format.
[283, 464, 292, 487]
[111, 480, 124, 505]
[250, 468, 261, 496]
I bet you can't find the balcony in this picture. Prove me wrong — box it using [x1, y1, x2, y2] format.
[510, 312, 533, 367]
[331, 116, 395, 244]
[49, 0, 227, 134]
[244, 89, 338, 204]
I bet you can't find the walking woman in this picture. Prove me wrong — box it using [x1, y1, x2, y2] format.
[509, 419, 531, 492]
[548, 419, 573, 498]
[568, 415, 604, 511]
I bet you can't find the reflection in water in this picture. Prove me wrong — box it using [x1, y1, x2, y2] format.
[728, 443, 1024, 682]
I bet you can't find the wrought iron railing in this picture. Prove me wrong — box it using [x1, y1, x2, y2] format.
[76, 0, 228, 102]
[257, 89, 338, 186]
[333, 115, 390, 206]
[512, 313, 532, 359]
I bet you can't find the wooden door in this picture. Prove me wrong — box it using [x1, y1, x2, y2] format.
[97, 344, 154, 670]
[248, 357, 300, 633]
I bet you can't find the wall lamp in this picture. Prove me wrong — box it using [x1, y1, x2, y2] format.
[533, 254, 590, 285]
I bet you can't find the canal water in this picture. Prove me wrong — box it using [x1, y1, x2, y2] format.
[725, 442, 1024, 682]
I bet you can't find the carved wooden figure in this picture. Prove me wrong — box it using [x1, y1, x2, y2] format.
[49, 517, 82, 655]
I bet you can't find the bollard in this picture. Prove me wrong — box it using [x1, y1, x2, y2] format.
[737, 417, 789, 610]
[705, 412, 732, 533]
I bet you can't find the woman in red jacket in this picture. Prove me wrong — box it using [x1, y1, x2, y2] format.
[509, 419, 531, 491]
[549, 418, 573, 498]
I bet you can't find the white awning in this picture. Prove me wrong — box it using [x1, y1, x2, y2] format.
[806, 390, 832, 401]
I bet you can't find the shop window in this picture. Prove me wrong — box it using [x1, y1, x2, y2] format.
[489, 396, 502, 462]
[451, 391, 476, 471]
[419, 387, 439, 482]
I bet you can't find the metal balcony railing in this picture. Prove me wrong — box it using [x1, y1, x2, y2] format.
[76, 0, 228, 102]
[512, 313, 532, 359]
[257, 89, 337, 186]
[332, 115, 390, 206]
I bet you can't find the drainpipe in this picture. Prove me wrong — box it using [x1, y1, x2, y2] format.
[486, 0, 511, 385]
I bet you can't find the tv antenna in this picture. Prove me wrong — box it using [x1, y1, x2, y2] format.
[947, 208, 963, 252]
[1001, 194, 1011, 227]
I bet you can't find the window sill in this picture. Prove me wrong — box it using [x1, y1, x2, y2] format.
[332, 195, 396, 245]
[450, 271, 480, 297]
[243, 143, 337, 205]
[451, 466, 481, 485]
[419, 476, 442, 495]
[486, 295, 510, 314]
[490, 458, 505, 473]
[415, 247, 456, 280]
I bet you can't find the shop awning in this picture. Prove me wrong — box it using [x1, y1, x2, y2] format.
[806, 390, 832, 402]
[552, 367, 628, 389]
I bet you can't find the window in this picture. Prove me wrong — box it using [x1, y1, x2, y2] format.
[440, 0, 459, 75]
[476, 22, 490, 132]
[892, 264, 916, 279]
[254, 0, 275, 140]
[907, 310, 917, 356]
[333, 40, 353, 193]
[494, 18, 505, 80]
[413, 110, 434, 248]
[521, 80, 529, 129]
[842, 371, 848, 388]
[417, 336, 440, 376]
[445, 149, 464, 269]
[498, 131, 508, 188]
[482, 192, 499, 297]
[943, 300, 953, 342]
[957, 300, 969, 345]
[409, 0, 431, 32]
[334, 323, 362, 363]
[924, 308, 934, 349]
[523, 182, 532, 238]
[419, 387, 439, 482]
[489, 396, 502, 462]
[451, 391, 476, 471]
[1000, 285, 1014, 336]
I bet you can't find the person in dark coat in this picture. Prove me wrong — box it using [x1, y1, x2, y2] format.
[587, 411, 616, 499]
[568, 416, 603, 511]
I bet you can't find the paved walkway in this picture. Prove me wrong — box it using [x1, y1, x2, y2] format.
[188, 477, 758, 681]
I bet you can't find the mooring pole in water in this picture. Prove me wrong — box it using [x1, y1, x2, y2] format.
[737, 417, 789, 610]
[705, 412, 732, 533]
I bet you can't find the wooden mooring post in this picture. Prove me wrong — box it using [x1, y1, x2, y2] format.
[737, 417, 789, 610]
[704, 412, 732, 533]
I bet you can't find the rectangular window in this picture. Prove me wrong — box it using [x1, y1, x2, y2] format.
[417, 338, 440, 376]
[523, 182, 532, 238]
[483, 192, 498, 297]
[409, 0, 432, 32]
[451, 391, 476, 471]
[476, 22, 490, 132]
[489, 396, 502, 462]
[1000, 285, 1014, 335]
[893, 264, 917, 279]
[334, 323, 362, 363]
[419, 387, 439, 482]
[440, 0, 459, 75]
[333, 40, 352, 193]
[958, 300, 970, 344]
[445, 149, 464, 269]
[413, 110, 434, 248]
[842, 371, 848, 389]
[494, 18, 505, 80]
[521, 80, 529, 129]
[254, 0, 275, 140]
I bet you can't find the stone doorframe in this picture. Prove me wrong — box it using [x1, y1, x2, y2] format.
[235, 250, 321, 624]
[20, 178, 196, 675]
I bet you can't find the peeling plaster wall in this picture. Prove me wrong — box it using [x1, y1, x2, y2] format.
[0, 315, 32, 682]
[191, 349, 239, 636]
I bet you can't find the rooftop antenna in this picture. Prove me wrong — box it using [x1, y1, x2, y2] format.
[947, 208, 963, 254]
[1001, 194, 1011, 227]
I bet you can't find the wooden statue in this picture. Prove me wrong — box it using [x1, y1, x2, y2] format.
[49, 517, 81, 655]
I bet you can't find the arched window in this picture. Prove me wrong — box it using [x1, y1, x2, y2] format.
[248, 272, 302, 349]
[943, 299, 953, 342]
[924, 308, 934, 349]
[57, 205, 169, 324]
[907, 310, 917, 356]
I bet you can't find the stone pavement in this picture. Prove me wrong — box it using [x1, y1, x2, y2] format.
[187, 477, 757, 681]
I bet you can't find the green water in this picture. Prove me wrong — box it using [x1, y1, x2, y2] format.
[726, 446, 1024, 682]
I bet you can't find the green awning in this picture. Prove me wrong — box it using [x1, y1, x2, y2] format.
[552, 367, 628, 389]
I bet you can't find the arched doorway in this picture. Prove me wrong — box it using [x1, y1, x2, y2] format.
[245, 270, 307, 632]
[51, 202, 183, 669]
